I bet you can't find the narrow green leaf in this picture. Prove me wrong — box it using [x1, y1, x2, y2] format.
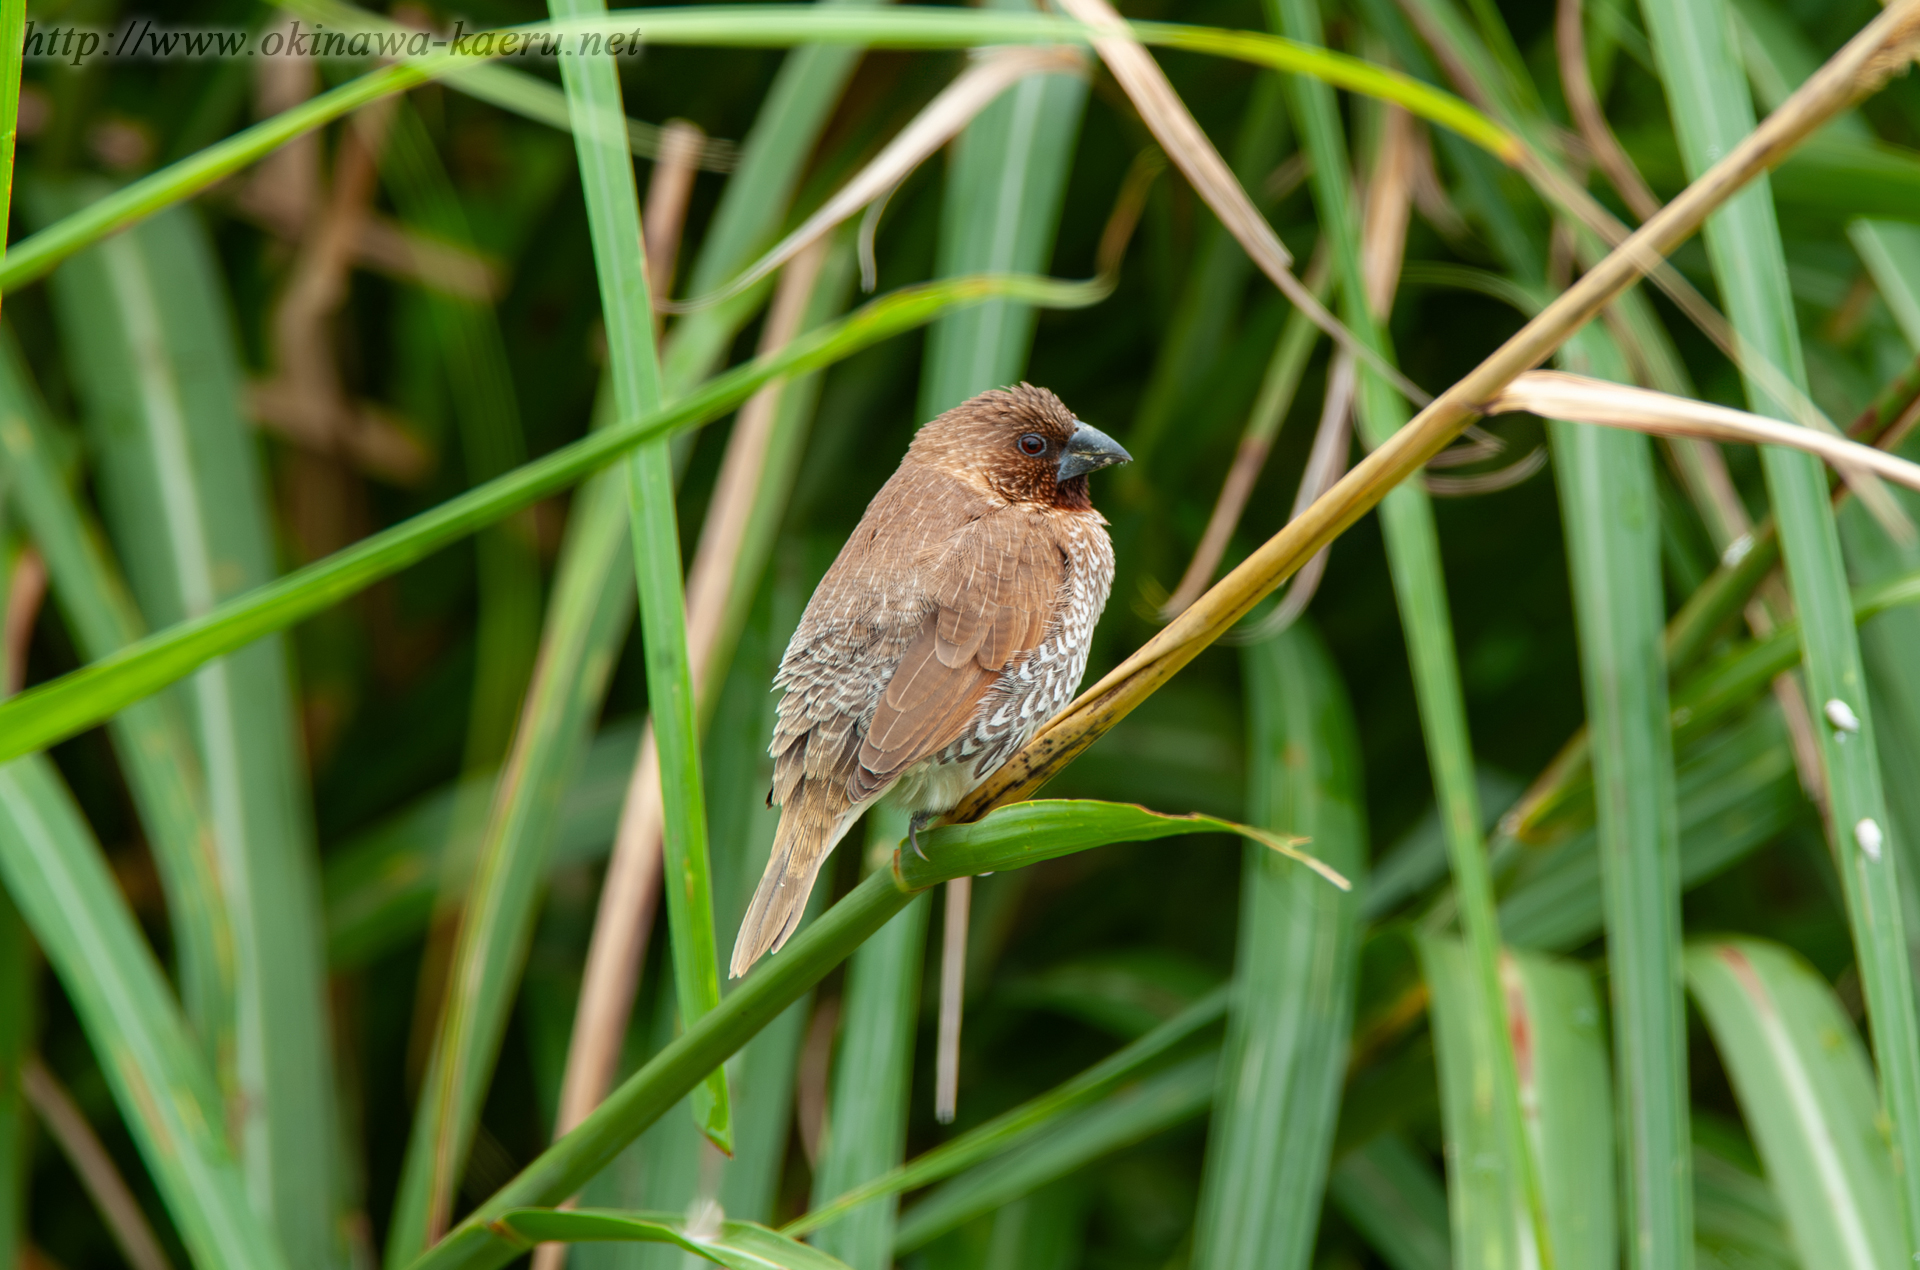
[0, 336, 232, 1063]
[36, 189, 339, 1270]
[1272, 0, 1543, 1259]
[0, 889, 26, 1266]
[0, 271, 1106, 767]
[380, 102, 543, 771]
[499, 1209, 854, 1270]
[1685, 938, 1904, 1269]
[896, 798, 1341, 891]
[1499, 703, 1801, 953]
[387, 463, 638, 1263]
[0, 0, 23, 282]
[0, 8, 1513, 298]
[1639, 2, 1920, 1254]
[1693, 1136, 1796, 1270]
[1505, 952, 1616, 1270]
[789, 987, 1228, 1239]
[419, 868, 919, 1270]
[1549, 323, 1686, 1268]
[552, 0, 729, 1152]
[0, 755, 289, 1270]
[321, 719, 641, 971]
[1328, 1134, 1452, 1270]
[891, 1052, 1218, 1254]
[1417, 936, 1530, 1269]
[809, 808, 930, 1269]
[1192, 621, 1365, 1270]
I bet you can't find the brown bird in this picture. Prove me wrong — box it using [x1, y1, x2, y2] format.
[731, 384, 1130, 976]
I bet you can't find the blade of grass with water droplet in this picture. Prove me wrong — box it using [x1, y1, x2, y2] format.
[1638, 2, 1920, 1253]
[1190, 622, 1365, 1270]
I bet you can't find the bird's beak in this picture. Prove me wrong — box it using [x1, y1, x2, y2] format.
[1057, 420, 1132, 482]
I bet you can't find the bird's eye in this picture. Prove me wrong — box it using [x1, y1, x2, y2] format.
[1018, 433, 1047, 456]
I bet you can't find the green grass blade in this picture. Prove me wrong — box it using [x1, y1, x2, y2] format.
[1638, 2, 1920, 1255]
[380, 103, 543, 771]
[1417, 935, 1529, 1267]
[323, 720, 642, 971]
[789, 987, 1227, 1238]
[917, 0, 1087, 418]
[0, 8, 1510, 301]
[0, 336, 231, 1063]
[890, 1051, 1218, 1254]
[0, 0, 22, 286]
[34, 189, 340, 1269]
[1549, 325, 1687, 1268]
[1191, 622, 1365, 1270]
[895, 798, 1343, 891]
[386, 465, 638, 1263]
[1271, 0, 1543, 1259]
[278, 0, 739, 169]
[500, 1209, 854, 1270]
[1327, 1134, 1451, 1270]
[809, 808, 930, 1269]
[552, 0, 729, 1152]
[1685, 938, 1904, 1267]
[0, 271, 1104, 766]
[0, 889, 25, 1265]
[661, 0, 891, 399]
[1506, 951, 1617, 1270]
[417, 868, 918, 1270]
[1499, 703, 1801, 954]
[1693, 1137, 1796, 1270]
[0, 755, 289, 1270]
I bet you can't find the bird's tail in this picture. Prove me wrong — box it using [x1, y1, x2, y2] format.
[731, 779, 853, 977]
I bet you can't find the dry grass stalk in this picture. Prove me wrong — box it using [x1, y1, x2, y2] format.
[934, 874, 970, 1124]
[668, 47, 1085, 313]
[1483, 371, 1920, 493]
[643, 119, 705, 315]
[1555, 0, 1660, 222]
[1232, 108, 1415, 639]
[1161, 247, 1332, 619]
[532, 241, 833, 1269]
[4, 546, 46, 695]
[23, 1057, 174, 1270]
[1057, 0, 1430, 408]
[950, 0, 1920, 827]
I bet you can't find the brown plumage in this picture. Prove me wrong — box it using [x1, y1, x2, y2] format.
[730, 384, 1130, 976]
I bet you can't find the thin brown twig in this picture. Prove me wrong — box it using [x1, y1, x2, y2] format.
[1555, 0, 1661, 222]
[1057, 0, 1432, 409]
[4, 547, 46, 695]
[643, 119, 705, 318]
[949, 0, 1920, 828]
[23, 1057, 174, 1270]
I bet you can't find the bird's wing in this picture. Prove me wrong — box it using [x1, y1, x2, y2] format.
[854, 509, 1064, 797]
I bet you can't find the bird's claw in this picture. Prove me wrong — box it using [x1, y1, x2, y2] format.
[909, 813, 931, 861]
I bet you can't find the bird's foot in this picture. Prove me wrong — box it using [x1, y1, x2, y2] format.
[909, 811, 933, 861]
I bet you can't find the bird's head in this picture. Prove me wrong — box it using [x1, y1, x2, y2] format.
[910, 383, 1132, 511]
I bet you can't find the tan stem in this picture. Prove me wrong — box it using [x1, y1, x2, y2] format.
[934, 874, 971, 1124]
[5, 546, 46, 695]
[643, 120, 704, 315]
[24, 1057, 174, 1270]
[1555, 0, 1661, 222]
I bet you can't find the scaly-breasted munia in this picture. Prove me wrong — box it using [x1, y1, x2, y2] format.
[730, 384, 1130, 976]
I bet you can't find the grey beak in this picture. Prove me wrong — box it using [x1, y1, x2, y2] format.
[1057, 420, 1132, 482]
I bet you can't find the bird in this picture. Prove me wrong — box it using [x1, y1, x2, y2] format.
[730, 384, 1130, 976]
